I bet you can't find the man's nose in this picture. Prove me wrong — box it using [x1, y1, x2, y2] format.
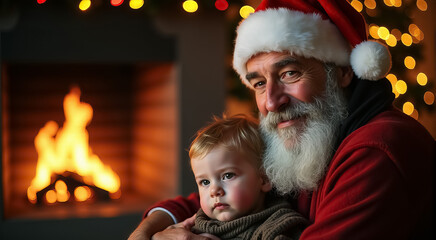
[265, 80, 289, 112]
[210, 183, 224, 197]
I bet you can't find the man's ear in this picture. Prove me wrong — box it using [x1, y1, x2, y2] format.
[337, 66, 354, 88]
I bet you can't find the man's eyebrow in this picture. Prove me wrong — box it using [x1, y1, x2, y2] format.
[245, 72, 259, 81]
[274, 57, 298, 68]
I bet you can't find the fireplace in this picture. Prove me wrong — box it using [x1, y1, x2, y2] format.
[3, 62, 181, 216]
[1, 3, 227, 240]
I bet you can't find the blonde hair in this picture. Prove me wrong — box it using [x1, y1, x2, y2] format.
[189, 114, 264, 168]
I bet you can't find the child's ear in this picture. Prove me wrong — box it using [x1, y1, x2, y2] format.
[260, 174, 272, 192]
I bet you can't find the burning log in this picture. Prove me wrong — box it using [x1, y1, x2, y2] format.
[34, 172, 111, 205]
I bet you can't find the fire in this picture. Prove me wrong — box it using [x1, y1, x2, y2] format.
[27, 87, 120, 203]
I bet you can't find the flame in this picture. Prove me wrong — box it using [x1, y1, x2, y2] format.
[27, 87, 120, 203]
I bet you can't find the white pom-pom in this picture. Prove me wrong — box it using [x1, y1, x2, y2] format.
[350, 41, 391, 81]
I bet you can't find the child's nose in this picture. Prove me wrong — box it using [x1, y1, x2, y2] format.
[210, 183, 224, 197]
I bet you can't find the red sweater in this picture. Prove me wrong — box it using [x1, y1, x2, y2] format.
[146, 110, 435, 239]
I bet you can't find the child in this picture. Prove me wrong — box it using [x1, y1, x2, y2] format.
[185, 115, 308, 239]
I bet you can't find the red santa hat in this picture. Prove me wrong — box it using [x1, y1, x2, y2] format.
[233, 0, 392, 87]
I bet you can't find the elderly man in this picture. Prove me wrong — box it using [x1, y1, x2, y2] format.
[129, 0, 434, 239]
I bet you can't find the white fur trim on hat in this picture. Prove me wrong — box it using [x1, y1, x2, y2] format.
[350, 41, 391, 81]
[233, 8, 351, 88]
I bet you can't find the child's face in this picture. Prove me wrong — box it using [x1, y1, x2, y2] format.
[191, 145, 271, 221]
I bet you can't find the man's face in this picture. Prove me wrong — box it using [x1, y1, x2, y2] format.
[246, 52, 350, 194]
[191, 146, 271, 221]
[246, 52, 327, 114]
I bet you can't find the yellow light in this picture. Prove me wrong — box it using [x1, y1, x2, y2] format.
[79, 0, 91, 11]
[417, 0, 427, 11]
[404, 56, 416, 69]
[417, 72, 428, 86]
[183, 0, 198, 13]
[46, 190, 57, 204]
[386, 34, 397, 47]
[424, 91, 435, 105]
[395, 80, 407, 94]
[383, 0, 394, 7]
[386, 73, 397, 85]
[364, 0, 376, 9]
[386, 74, 399, 97]
[74, 186, 92, 202]
[378, 27, 390, 40]
[351, 0, 363, 12]
[369, 25, 380, 39]
[401, 33, 413, 46]
[393, 0, 402, 7]
[129, 0, 144, 9]
[402, 102, 414, 115]
[240, 5, 255, 19]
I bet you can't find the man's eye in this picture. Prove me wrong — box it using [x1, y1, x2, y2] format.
[199, 180, 210, 186]
[280, 71, 298, 82]
[222, 173, 235, 180]
[252, 81, 265, 89]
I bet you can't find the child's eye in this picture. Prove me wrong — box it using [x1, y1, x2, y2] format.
[199, 179, 210, 186]
[222, 173, 235, 180]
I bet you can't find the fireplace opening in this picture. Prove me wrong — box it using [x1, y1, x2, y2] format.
[2, 62, 179, 219]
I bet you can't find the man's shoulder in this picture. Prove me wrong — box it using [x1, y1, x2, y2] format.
[341, 108, 433, 149]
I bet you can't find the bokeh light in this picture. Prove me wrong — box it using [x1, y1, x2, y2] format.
[364, 0, 376, 9]
[416, 0, 428, 11]
[129, 0, 144, 9]
[215, 0, 229, 11]
[369, 25, 380, 39]
[395, 80, 407, 94]
[404, 56, 416, 69]
[378, 26, 390, 40]
[183, 0, 198, 13]
[79, 0, 91, 11]
[391, 29, 402, 40]
[386, 34, 397, 47]
[424, 91, 435, 105]
[402, 101, 414, 115]
[111, 0, 124, 7]
[240, 5, 255, 19]
[401, 33, 412, 46]
[351, 0, 363, 12]
[417, 72, 428, 86]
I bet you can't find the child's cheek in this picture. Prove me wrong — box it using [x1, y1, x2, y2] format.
[200, 192, 213, 218]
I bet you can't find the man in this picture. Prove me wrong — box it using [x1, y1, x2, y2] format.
[128, 0, 434, 239]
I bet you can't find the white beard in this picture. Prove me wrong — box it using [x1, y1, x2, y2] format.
[260, 64, 348, 195]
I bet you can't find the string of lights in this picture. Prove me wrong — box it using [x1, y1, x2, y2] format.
[36, 0, 256, 19]
[34, 0, 434, 119]
[350, 0, 434, 119]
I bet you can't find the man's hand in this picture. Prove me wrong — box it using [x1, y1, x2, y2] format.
[127, 211, 175, 240]
[152, 215, 219, 240]
[152, 227, 212, 240]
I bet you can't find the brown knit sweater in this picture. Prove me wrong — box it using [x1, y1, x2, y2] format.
[191, 197, 308, 240]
